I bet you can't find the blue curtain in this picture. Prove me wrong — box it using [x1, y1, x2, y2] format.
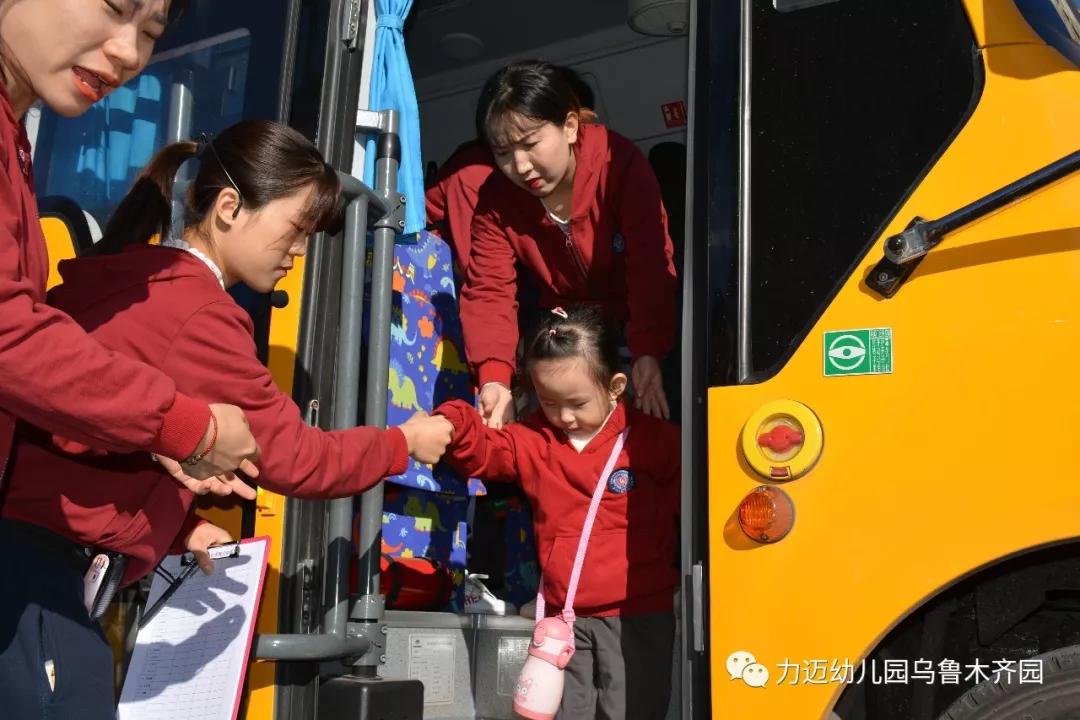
[364, 0, 425, 234]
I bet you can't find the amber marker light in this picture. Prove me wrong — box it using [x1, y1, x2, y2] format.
[737, 486, 796, 543]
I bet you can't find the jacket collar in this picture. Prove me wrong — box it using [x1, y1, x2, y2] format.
[0, 82, 18, 131]
[0, 83, 32, 180]
[567, 122, 606, 222]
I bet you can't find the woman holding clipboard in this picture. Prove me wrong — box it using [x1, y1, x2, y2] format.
[0, 120, 454, 718]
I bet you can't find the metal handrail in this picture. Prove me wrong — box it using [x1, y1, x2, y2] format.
[254, 110, 401, 662]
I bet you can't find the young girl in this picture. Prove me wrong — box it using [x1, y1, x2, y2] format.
[432, 305, 680, 719]
[460, 60, 678, 429]
[0, 119, 453, 718]
[0, 0, 261, 489]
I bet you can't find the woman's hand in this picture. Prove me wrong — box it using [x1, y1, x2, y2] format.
[184, 522, 234, 575]
[156, 455, 258, 500]
[632, 355, 670, 420]
[51, 405, 262, 484]
[399, 410, 455, 464]
[184, 404, 262, 480]
[478, 383, 515, 429]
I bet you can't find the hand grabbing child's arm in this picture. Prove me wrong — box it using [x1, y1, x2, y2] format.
[434, 399, 520, 483]
[399, 410, 455, 464]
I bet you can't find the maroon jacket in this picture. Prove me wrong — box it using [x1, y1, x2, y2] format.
[1, 245, 408, 583]
[436, 399, 679, 617]
[0, 87, 209, 487]
[460, 123, 677, 387]
[425, 140, 496, 278]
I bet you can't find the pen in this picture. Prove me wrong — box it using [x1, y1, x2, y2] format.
[138, 561, 200, 629]
[138, 542, 242, 629]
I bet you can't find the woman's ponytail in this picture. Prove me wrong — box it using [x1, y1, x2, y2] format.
[93, 140, 199, 255]
[95, 120, 341, 255]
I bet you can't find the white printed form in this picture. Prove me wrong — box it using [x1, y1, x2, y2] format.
[408, 634, 456, 705]
[118, 538, 269, 720]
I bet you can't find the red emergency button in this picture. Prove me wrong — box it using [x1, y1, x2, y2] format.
[758, 426, 805, 453]
[740, 400, 824, 482]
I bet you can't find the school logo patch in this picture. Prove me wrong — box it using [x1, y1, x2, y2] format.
[607, 469, 635, 494]
[612, 232, 626, 253]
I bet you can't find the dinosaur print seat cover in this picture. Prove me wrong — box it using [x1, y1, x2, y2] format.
[360, 231, 538, 610]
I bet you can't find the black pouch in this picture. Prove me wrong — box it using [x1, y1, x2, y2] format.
[84, 551, 127, 619]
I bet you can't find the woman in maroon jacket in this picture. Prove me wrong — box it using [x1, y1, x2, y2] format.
[0, 120, 453, 718]
[461, 60, 678, 429]
[0, 0, 261, 492]
[425, 65, 595, 282]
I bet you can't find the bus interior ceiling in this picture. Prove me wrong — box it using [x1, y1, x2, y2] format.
[406, 0, 691, 172]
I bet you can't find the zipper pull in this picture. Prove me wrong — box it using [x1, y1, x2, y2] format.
[564, 236, 588, 280]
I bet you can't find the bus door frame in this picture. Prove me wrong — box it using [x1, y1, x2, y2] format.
[272, 0, 370, 717]
[681, 0, 745, 716]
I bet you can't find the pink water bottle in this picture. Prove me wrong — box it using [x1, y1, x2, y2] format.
[512, 617, 574, 719]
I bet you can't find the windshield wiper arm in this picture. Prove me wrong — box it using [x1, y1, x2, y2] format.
[867, 147, 1080, 298]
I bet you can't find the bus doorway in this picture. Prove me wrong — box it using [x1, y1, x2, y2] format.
[341, 3, 696, 719]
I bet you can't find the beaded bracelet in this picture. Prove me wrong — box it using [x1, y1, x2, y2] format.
[184, 412, 218, 466]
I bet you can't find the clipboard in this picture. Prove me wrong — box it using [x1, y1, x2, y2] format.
[118, 536, 271, 720]
[138, 542, 244, 629]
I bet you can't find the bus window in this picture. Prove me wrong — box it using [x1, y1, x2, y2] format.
[30, 0, 295, 236]
[32, 30, 252, 233]
[710, 0, 980, 383]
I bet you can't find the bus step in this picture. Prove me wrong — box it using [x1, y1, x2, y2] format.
[319, 676, 424, 720]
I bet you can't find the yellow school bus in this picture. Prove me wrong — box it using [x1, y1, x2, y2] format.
[701, 0, 1080, 718]
[32, 0, 1080, 718]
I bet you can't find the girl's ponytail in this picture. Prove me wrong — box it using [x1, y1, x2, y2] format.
[93, 140, 199, 255]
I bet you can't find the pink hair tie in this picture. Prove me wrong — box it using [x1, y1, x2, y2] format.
[551, 307, 569, 319]
[548, 328, 558, 337]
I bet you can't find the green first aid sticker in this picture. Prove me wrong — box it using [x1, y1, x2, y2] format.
[823, 328, 893, 377]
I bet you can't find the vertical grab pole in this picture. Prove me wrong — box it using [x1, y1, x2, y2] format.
[252, 173, 378, 662]
[166, 69, 194, 242]
[326, 185, 371, 641]
[351, 110, 401, 675]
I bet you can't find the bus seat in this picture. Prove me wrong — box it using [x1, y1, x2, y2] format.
[351, 486, 469, 610]
[382, 484, 469, 609]
[357, 230, 478, 610]
[366, 229, 541, 612]
[382, 230, 482, 496]
[39, 195, 95, 290]
[647, 141, 687, 275]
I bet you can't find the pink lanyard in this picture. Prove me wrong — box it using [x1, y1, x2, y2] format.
[535, 428, 629, 631]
